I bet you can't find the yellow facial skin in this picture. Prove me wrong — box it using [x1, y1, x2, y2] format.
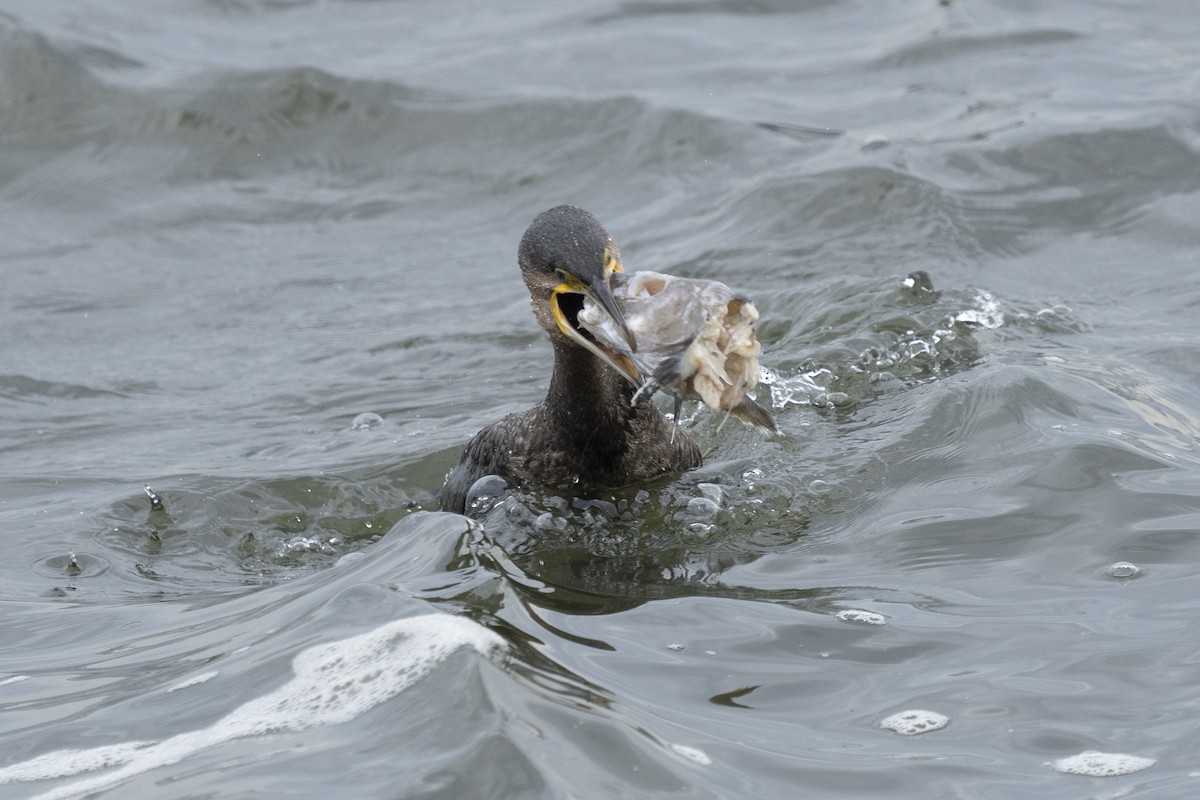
[604, 248, 622, 279]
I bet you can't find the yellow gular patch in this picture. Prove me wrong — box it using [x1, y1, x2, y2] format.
[604, 249, 622, 277]
[550, 284, 575, 338]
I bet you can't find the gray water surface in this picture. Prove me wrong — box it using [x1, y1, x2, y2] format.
[3, 1, 1200, 798]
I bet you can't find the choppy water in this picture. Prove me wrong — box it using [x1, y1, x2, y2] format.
[3, 1, 1200, 797]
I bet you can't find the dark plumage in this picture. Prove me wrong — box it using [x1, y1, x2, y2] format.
[440, 206, 702, 514]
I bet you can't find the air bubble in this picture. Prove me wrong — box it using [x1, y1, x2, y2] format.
[901, 271, 935, 293]
[351, 412, 383, 430]
[879, 709, 949, 735]
[685, 497, 720, 517]
[534, 512, 567, 532]
[1105, 561, 1142, 579]
[906, 339, 932, 359]
[1050, 751, 1155, 777]
[465, 475, 509, 513]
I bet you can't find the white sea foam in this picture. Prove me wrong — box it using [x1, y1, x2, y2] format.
[165, 670, 219, 693]
[879, 709, 949, 735]
[0, 614, 504, 800]
[836, 609, 888, 625]
[669, 743, 712, 766]
[1050, 750, 1156, 777]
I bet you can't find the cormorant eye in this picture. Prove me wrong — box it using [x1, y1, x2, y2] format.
[554, 268, 569, 283]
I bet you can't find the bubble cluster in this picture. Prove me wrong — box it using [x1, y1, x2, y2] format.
[763, 281, 1014, 412]
[836, 609, 887, 625]
[953, 290, 1005, 329]
[1050, 751, 1155, 777]
[279, 534, 341, 557]
[479, 479, 749, 557]
[763, 365, 853, 411]
[879, 709, 949, 735]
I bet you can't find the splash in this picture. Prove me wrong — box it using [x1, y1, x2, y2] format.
[0, 614, 504, 800]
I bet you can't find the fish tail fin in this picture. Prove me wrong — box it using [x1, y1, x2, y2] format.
[732, 395, 779, 434]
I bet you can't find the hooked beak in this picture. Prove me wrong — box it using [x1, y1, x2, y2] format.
[586, 279, 637, 353]
[551, 276, 642, 386]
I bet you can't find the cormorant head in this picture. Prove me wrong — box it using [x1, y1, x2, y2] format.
[518, 206, 640, 384]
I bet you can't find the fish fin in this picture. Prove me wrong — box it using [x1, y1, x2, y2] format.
[652, 354, 683, 388]
[731, 395, 780, 434]
[632, 378, 658, 406]
[671, 395, 683, 443]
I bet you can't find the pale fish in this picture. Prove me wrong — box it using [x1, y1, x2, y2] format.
[579, 270, 778, 433]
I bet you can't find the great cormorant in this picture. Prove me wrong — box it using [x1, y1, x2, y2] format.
[440, 206, 702, 514]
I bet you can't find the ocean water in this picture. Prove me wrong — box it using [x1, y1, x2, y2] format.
[3, 1, 1200, 797]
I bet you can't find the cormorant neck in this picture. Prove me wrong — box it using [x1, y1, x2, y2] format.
[544, 338, 635, 437]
